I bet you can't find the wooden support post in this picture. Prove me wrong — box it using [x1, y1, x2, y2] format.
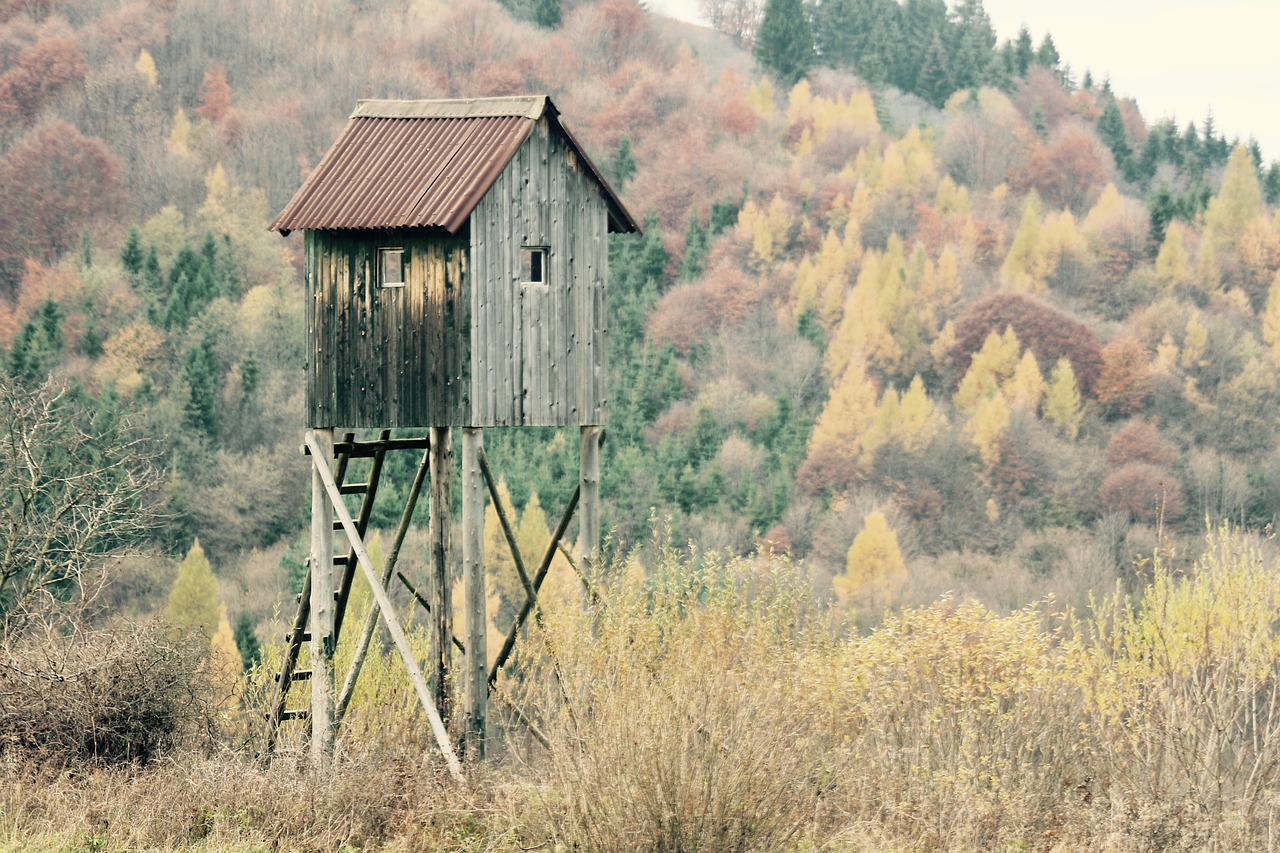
[579, 425, 601, 582]
[335, 445, 431, 726]
[461, 428, 487, 759]
[304, 432, 463, 781]
[428, 426, 453, 727]
[308, 427, 335, 766]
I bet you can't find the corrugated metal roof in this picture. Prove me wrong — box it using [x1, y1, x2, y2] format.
[270, 95, 638, 236]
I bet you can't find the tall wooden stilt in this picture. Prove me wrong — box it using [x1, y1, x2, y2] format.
[579, 425, 600, 580]
[461, 428, 487, 758]
[428, 426, 453, 726]
[308, 427, 335, 766]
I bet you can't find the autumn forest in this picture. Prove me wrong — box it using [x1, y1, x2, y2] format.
[7, 0, 1280, 848]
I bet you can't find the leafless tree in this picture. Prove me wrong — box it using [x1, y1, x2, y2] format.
[0, 374, 162, 637]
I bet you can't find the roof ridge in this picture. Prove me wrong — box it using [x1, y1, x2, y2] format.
[352, 96, 548, 121]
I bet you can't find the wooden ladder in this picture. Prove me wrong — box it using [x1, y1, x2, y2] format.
[262, 430, 392, 753]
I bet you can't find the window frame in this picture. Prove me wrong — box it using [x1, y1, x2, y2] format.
[379, 247, 405, 288]
[520, 246, 548, 286]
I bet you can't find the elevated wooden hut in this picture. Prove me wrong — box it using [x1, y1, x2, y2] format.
[271, 95, 637, 428]
[266, 96, 636, 772]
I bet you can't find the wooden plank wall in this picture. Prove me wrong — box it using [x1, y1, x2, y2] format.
[306, 228, 470, 428]
[469, 118, 609, 427]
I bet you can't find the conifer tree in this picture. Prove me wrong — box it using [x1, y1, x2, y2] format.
[209, 606, 242, 698]
[1097, 100, 1131, 167]
[1005, 349, 1046, 411]
[967, 392, 1010, 466]
[1043, 358, 1084, 438]
[232, 611, 261, 671]
[183, 335, 221, 440]
[1013, 25, 1034, 76]
[1205, 145, 1263, 249]
[833, 511, 907, 611]
[955, 327, 1020, 413]
[166, 539, 219, 642]
[754, 0, 815, 86]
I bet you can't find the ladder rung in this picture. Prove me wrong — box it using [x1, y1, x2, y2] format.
[285, 632, 311, 643]
[333, 520, 345, 531]
[291, 669, 312, 681]
[334, 555, 351, 566]
[339, 482, 369, 495]
[279, 709, 310, 722]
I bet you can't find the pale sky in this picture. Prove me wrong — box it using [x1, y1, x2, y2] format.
[647, 0, 1280, 161]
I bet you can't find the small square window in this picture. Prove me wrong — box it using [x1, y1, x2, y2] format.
[521, 247, 547, 284]
[379, 248, 404, 287]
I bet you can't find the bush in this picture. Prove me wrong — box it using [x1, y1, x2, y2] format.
[0, 621, 214, 767]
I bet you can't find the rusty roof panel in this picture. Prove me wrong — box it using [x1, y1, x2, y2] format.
[270, 95, 638, 236]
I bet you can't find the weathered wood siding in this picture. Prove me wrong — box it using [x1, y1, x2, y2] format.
[469, 117, 609, 427]
[306, 228, 470, 428]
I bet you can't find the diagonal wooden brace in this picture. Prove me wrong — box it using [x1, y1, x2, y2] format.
[488, 482, 580, 686]
[305, 432, 463, 782]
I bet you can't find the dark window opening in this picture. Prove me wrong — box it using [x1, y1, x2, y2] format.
[521, 247, 547, 284]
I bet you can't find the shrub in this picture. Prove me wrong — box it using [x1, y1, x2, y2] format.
[1098, 461, 1184, 523]
[0, 621, 214, 767]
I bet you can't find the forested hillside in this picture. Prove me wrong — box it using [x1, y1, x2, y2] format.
[4, 0, 1280, 637]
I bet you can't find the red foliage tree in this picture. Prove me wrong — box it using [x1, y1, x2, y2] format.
[0, 32, 85, 123]
[951, 292, 1103, 395]
[0, 120, 118, 289]
[1094, 336, 1151, 417]
[648, 257, 758, 354]
[1107, 419, 1176, 468]
[195, 62, 231, 124]
[1010, 121, 1114, 214]
[1098, 462, 1184, 523]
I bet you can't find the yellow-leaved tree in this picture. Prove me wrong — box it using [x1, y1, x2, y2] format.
[967, 392, 1010, 467]
[954, 327, 1021, 413]
[1155, 224, 1192, 289]
[209, 606, 243, 700]
[166, 539, 219, 642]
[1205, 145, 1263, 250]
[1005, 349, 1046, 411]
[1263, 272, 1280, 367]
[808, 354, 879, 462]
[1043, 358, 1084, 438]
[833, 511, 907, 613]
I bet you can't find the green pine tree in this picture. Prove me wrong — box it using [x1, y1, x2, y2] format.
[754, 0, 815, 86]
[184, 335, 221, 440]
[1098, 100, 1132, 167]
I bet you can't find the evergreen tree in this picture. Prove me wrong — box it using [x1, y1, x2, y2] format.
[232, 610, 261, 671]
[754, 0, 815, 86]
[681, 212, 710, 281]
[184, 335, 221, 440]
[1013, 25, 1034, 76]
[947, 0, 996, 91]
[915, 33, 951, 107]
[1264, 162, 1280, 206]
[1043, 358, 1084, 438]
[8, 300, 65, 381]
[166, 539, 219, 642]
[531, 0, 560, 28]
[1204, 145, 1263, 249]
[120, 228, 144, 277]
[610, 138, 636, 191]
[1097, 100, 1132, 168]
[1034, 33, 1060, 70]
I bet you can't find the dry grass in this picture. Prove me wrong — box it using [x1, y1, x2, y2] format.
[8, 527, 1280, 851]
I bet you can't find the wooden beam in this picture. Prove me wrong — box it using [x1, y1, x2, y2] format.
[579, 425, 601, 583]
[304, 432, 464, 782]
[488, 484, 579, 685]
[428, 426, 453, 729]
[462, 428, 486, 759]
[335, 445, 431, 725]
[308, 428, 336, 767]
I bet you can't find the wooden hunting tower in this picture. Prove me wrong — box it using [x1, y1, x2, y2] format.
[272, 95, 637, 428]
[265, 96, 637, 773]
